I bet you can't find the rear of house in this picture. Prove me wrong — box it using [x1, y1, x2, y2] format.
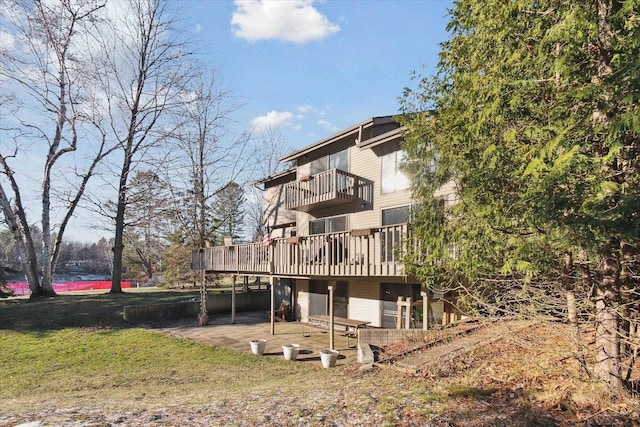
[194, 116, 460, 328]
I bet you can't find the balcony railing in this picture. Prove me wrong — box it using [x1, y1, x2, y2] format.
[192, 223, 409, 278]
[284, 168, 372, 212]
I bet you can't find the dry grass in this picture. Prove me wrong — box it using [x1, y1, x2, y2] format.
[1, 291, 639, 426]
[379, 321, 640, 425]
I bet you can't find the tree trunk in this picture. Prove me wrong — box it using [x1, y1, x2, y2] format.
[41, 168, 54, 295]
[564, 251, 589, 379]
[619, 241, 637, 382]
[594, 256, 623, 391]
[564, 253, 577, 324]
[111, 157, 130, 293]
[0, 181, 45, 298]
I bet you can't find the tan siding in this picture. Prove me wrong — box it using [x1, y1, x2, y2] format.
[296, 211, 312, 236]
[297, 163, 311, 178]
[348, 281, 381, 327]
[349, 146, 381, 229]
[264, 185, 296, 238]
[434, 180, 457, 207]
[350, 144, 378, 181]
[266, 123, 457, 240]
[297, 279, 310, 322]
[349, 142, 413, 230]
[376, 190, 413, 211]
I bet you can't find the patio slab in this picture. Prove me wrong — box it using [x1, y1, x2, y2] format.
[144, 310, 360, 366]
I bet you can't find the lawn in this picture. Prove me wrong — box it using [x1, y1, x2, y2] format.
[0, 290, 313, 405]
[1, 289, 638, 426]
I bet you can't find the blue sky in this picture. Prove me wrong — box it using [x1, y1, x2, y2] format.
[183, 0, 453, 151]
[0, 0, 454, 243]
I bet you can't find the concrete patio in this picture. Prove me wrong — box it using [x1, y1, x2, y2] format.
[145, 310, 362, 366]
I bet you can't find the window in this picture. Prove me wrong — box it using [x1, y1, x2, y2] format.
[311, 148, 349, 175]
[381, 150, 409, 193]
[382, 205, 411, 226]
[329, 149, 349, 171]
[309, 215, 347, 235]
[308, 216, 348, 265]
[381, 206, 410, 262]
[309, 279, 328, 294]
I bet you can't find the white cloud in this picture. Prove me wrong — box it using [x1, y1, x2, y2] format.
[251, 110, 293, 132]
[317, 119, 338, 132]
[0, 30, 15, 52]
[195, 23, 202, 33]
[231, 0, 340, 44]
[296, 103, 325, 118]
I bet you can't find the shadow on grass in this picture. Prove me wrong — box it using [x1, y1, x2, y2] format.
[0, 290, 200, 332]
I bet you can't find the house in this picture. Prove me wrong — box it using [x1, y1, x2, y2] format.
[193, 116, 460, 329]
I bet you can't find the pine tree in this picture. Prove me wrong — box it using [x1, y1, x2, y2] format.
[211, 182, 246, 242]
[401, 0, 640, 392]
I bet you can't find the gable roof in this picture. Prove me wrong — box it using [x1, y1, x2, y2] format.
[356, 126, 406, 150]
[278, 116, 397, 163]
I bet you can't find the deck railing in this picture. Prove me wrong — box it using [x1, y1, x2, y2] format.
[284, 168, 372, 211]
[192, 223, 409, 278]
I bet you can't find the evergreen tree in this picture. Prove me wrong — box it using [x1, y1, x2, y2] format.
[400, 0, 640, 392]
[211, 182, 246, 242]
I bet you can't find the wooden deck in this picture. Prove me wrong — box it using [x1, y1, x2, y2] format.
[192, 223, 410, 278]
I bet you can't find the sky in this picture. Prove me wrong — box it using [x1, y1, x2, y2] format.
[182, 0, 453, 151]
[1, 0, 455, 243]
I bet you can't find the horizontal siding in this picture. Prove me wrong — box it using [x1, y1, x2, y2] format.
[264, 133, 457, 238]
[434, 180, 457, 207]
[349, 280, 380, 299]
[297, 163, 311, 177]
[350, 144, 379, 182]
[350, 141, 412, 230]
[349, 298, 380, 327]
[265, 185, 296, 237]
[375, 189, 413, 211]
[296, 211, 312, 236]
[348, 281, 381, 327]
[297, 280, 310, 321]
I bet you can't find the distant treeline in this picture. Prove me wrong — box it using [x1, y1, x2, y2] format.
[0, 231, 112, 278]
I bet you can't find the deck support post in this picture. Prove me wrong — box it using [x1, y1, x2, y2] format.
[328, 282, 335, 350]
[405, 297, 412, 329]
[270, 275, 275, 335]
[421, 291, 429, 330]
[231, 275, 236, 324]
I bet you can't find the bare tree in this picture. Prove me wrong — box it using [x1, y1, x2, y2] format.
[161, 69, 254, 274]
[0, 0, 115, 298]
[89, 0, 194, 293]
[166, 70, 255, 248]
[245, 128, 293, 242]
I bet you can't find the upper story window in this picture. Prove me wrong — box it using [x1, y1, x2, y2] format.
[381, 150, 409, 193]
[310, 148, 349, 175]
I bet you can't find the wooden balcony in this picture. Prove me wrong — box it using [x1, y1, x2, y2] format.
[284, 169, 372, 212]
[192, 224, 410, 278]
